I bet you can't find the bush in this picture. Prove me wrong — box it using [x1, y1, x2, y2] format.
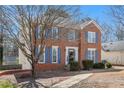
[0, 80, 16, 88]
[0, 64, 22, 70]
[102, 60, 107, 64]
[16, 58, 19, 65]
[93, 63, 105, 69]
[106, 62, 112, 68]
[64, 65, 70, 71]
[69, 61, 80, 71]
[82, 60, 93, 70]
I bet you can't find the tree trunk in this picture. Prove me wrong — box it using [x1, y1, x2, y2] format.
[31, 61, 37, 78]
[0, 36, 3, 66]
[0, 47, 3, 65]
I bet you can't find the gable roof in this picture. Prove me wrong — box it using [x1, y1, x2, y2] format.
[80, 20, 102, 32]
[56, 18, 102, 31]
[102, 41, 124, 51]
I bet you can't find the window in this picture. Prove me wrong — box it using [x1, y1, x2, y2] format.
[88, 32, 96, 43]
[38, 45, 45, 63]
[36, 25, 42, 39]
[68, 31, 75, 40]
[87, 48, 96, 63]
[52, 27, 59, 39]
[52, 46, 58, 63]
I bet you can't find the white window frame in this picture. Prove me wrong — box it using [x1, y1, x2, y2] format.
[88, 31, 96, 43]
[52, 27, 59, 39]
[38, 45, 45, 64]
[87, 48, 96, 63]
[52, 46, 58, 63]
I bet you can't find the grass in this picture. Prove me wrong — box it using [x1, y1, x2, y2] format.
[0, 80, 16, 88]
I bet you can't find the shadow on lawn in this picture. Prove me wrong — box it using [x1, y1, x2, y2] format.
[18, 78, 49, 88]
[14, 68, 123, 88]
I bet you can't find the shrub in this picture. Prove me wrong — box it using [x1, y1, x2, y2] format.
[82, 60, 93, 70]
[0, 64, 22, 70]
[16, 58, 19, 65]
[0, 80, 16, 88]
[69, 61, 80, 71]
[106, 62, 112, 68]
[64, 65, 70, 71]
[93, 63, 105, 69]
[102, 60, 107, 64]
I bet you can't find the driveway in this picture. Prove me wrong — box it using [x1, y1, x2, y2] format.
[1, 66, 124, 88]
[71, 66, 124, 88]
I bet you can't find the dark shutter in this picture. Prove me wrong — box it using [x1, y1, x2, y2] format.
[85, 32, 88, 42]
[96, 32, 98, 43]
[50, 47, 52, 64]
[45, 47, 49, 63]
[67, 49, 69, 64]
[45, 29, 48, 39]
[85, 49, 88, 60]
[35, 47, 38, 58]
[35, 27, 39, 39]
[58, 48, 61, 64]
[95, 50, 98, 63]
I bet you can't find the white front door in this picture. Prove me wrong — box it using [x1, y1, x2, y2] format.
[65, 47, 78, 65]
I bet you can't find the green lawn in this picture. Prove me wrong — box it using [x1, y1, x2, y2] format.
[0, 80, 16, 88]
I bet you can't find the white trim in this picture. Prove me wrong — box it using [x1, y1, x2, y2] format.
[38, 46, 45, 64]
[52, 46, 58, 64]
[65, 46, 78, 65]
[88, 48, 96, 51]
[81, 20, 102, 32]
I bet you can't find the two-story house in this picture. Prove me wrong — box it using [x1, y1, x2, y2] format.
[19, 19, 101, 71]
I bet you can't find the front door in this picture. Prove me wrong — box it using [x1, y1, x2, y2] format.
[68, 49, 75, 63]
[65, 47, 78, 65]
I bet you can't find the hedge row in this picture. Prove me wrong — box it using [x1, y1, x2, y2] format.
[0, 64, 22, 70]
[82, 60, 112, 70]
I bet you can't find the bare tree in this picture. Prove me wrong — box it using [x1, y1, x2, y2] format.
[0, 7, 4, 65]
[0, 5, 82, 78]
[101, 23, 113, 42]
[0, 27, 3, 65]
[110, 6, 124, 41]
[113, 23, 124, 40]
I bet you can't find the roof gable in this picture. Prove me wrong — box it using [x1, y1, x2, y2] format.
[80, 20, 102, 32]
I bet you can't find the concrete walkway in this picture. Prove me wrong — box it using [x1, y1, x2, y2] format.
[52, 73, 93, 88]
[113, 66, 124, 70]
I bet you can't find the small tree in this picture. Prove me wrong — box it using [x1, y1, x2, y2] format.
[0, 5, 82, 78]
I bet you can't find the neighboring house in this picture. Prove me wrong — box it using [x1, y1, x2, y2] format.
[3, 34, 18, 65]
[19, 19, 101, 71]
[0, 31, 18, 65]
[102, 41, 124, 65]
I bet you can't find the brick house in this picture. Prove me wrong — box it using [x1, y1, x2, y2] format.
[19, 19, 101, 71]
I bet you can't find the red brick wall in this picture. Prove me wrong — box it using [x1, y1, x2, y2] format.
[79, 23, 101, 68]
[36, 22, 101, 71]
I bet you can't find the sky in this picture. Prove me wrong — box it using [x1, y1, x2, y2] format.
[80, 5, 112, 24]
[80, 5, 116, 42]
